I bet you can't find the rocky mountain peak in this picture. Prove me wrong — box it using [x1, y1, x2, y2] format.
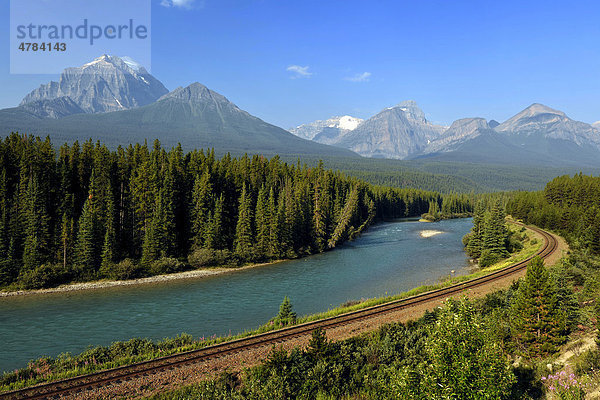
[394, 100, 427, 123]
[20, 55, 169, 115]
[159, 82, 229, 104]
[520, 103, 567, 118]
[424, 117, 492, 153]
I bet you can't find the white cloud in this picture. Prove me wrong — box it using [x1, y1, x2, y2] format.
[345, 72, 371, 82]
[287, 65, 312, 79]
[160, 0, 199, 9]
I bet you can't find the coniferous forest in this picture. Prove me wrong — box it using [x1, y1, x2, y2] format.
[507, 173, 600, 254]
[0, 134, 473, 289]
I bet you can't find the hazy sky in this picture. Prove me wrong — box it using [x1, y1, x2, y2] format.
[1, 0, 599, 128]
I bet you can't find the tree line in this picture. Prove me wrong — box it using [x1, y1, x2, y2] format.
[0, 134, 472, 289]
[507, 173, 600, 254]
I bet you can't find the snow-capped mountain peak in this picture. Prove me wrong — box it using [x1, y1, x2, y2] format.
[336, 115, 362, 131]
[290, 115, 363, 141]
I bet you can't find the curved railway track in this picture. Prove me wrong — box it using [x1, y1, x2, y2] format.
[1, 223, 558, 400]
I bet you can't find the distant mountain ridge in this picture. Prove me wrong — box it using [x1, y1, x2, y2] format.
[291, 102, 600, 166]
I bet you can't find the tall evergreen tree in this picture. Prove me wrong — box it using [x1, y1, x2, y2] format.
[190, 170, 212, 250]
[254, 185, 269, 259]
[482, 200, 509, 257]
[267, 187, 280, 259]
[60, 212, 74, 269]
[0, 168, 9, 258]
[312, 180, 327, 253]
[22, 175, 50, 271]
[329, 186, 359, 248]
[205, 194, 226, 250]
[75, 171, 101, 276]
[511, 256, 566, 356]
[101, 196, 117, 271]
[466, 200, 485, 258]
[234, 184, 254, 260]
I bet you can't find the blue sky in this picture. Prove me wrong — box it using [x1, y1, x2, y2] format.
[2, 0, 600, 128]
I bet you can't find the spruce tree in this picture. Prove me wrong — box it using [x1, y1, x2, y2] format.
[0, 168, 9, 258]
[205, 194, 226, 250]
[466, 200, 484, 258]
[254, 185, 269, 259]
[22, 175, 50, 271]
[329, 186, 359, 248]
[511, 256, 566, 356]
[234, 184, 254, 260]
[276, 183, 294, 257]
[312, 180, 327, 253]
[275, 296, 297, 326]
[482, 200, 509, 258]
[190, 170, 212, 249]
[75, 175, 101, 276]
[267, 187, 280, 259]
[142, 193, 164, 264]
[60, 212, 74, 269]
[101, 197, 117, 271]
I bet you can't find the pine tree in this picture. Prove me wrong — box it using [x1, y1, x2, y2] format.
[466, 201, 485, 258]
[142, 192, 165, 263]
[329, 186, 359, 248]
[312, 180, 327, 253]
[511, 256, 566, 356]
[275, 296, 297, 326]
[75, 173, 101, 276]
[276, 183, 295, 257]
[482, 200, 509, 257]
[0, 168, 9, 258]
[267, 187, 280, 259]
[254, 185, 269, 259]
[22, 175, 50, 270]
[234, 184, 254, 260]
[190, 170, 212, 250]
[205, 194, 226, 250]
[60, 212, 74, 269]
[100, 196, 116, 271]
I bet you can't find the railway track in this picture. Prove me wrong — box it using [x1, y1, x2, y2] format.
[1, 223, 558, 400]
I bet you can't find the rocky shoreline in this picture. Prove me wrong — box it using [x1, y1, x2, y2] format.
[0, 260, 285, 298]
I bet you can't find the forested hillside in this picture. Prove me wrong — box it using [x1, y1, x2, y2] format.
[0, 134, 472, 290]
[507, 173, 600, 254]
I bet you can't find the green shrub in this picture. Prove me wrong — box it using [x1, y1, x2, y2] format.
[18, 264, 69, 289]
[109, 259, 146, 280]
[188, 248, 217, 268]
[149, 257, 187, 275]
[0, 259, 19, 286]
[507, 235, 524, 253]
[188, 248, 233, 268]
[479, 250, 501, 268]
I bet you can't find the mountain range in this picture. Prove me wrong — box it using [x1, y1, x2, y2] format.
[0, 56, 356, 157]
[2, 55, 599, 167]
[292, 101, 600, 167]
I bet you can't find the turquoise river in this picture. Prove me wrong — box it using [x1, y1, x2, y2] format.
[0, 218, 472, 372]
